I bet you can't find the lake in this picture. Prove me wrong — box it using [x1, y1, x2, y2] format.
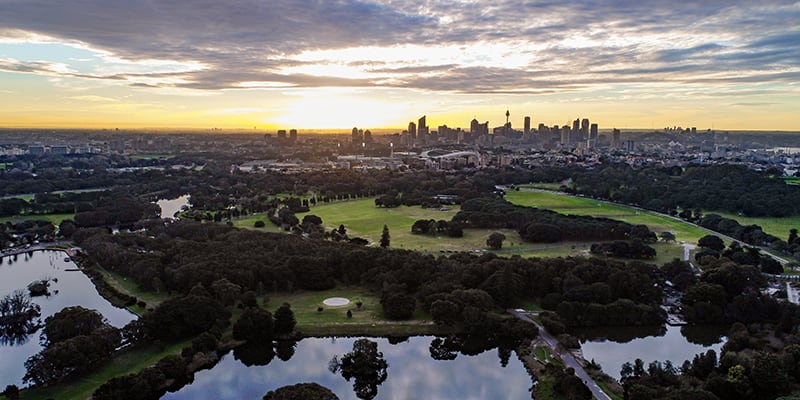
[577, 324, 726, 380]
[157, 195, 191, 219]
[164, 336, 534, 400]
[0, 251, 137, 387]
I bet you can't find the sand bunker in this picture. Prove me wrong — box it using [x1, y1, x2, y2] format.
[323, 297, 350, 307]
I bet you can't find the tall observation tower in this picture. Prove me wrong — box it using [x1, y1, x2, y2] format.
[505, 109, 510, 125]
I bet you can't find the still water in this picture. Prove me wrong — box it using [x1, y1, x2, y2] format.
[164, 336, 534, 400]
[0, 251, 137, 387]
[157, 194, 190, 219]
[577, 325, 726, 380]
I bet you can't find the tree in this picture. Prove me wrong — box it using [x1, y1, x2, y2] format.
[698, 235, 725, 252]
[274, 303, 296, 335]
[233, 307, 274, 341]
[2, 385, 19, 400]
[42, 306, 105, 345]
[379, 225, 390, 248]
[486, 232, 506, 250]
[381, 293, 416, 320]
[660, 231, 676, 242]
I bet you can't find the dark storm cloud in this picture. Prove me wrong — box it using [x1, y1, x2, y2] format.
[0, 0, 798, 93]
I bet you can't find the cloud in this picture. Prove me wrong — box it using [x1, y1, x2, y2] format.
[0, 0, 798, 95]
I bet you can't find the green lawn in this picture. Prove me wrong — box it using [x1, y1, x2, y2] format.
[505, 190, 709, 243]
[0, 213, 73, 225]
[93, 265, 171, 312]
[264, 287, 447, 336]
[784, 177, 799, 185]
[21, 340, 190, 400]
[708, 211, 800, 240]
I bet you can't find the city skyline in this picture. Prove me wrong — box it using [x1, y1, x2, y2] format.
[1, 1, 798, 130]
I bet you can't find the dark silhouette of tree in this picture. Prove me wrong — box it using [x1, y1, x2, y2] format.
[698, 235, 725, 252]
[330, 339, 388, 400]
[379, 225, 390, 248]
[274, 303, 296, 335]
[262, 383, 339, 400]
[486, 232, 505, 250]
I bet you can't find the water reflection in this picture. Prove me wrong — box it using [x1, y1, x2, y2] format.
[0, 251, 137, 387]
[578, 325, 726, 380]
[164, 336, 533, 400]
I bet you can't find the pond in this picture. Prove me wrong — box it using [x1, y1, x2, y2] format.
[164, 336, 534, 400]
[157, 194, 191, 219]
[0, 251, 137, 387]
[576, 324, 726, 380]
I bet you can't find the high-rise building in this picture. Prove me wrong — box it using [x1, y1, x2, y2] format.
[364, 129, 373, 144]
[581, 119, 590, 136]
[572, 119, 580, 133]
[418, 115, 428, 137]
[589, 123, 598, 148]
[408, 121, 417, 140]
[277, 130, 287, 140]
[524, 116, 531, 138]
[561, 126, 571, 145]
[351, 127, 362, 144]
[289, 129, 298, 144]
[611, 128, 621, 148]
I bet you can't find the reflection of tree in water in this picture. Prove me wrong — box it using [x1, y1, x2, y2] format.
[428, 335, 518, 368]
[573, 325, 666, 344]
[275, 339, 297, 362]
[0, 290, 41, 346]
[329, 339, 388, 400]
[681, 325, 727, 346]
[233, 342, 275, 367]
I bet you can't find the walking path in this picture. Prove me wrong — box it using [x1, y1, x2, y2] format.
[509, 309, 612, 400]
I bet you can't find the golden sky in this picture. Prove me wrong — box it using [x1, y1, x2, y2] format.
[1, 1, 798, 131]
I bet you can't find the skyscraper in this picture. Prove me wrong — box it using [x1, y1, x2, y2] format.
[524, 116, 531, 138]
[408, 121, 417, 140]
[572, 119, 580, 133]
[351, 127, 362, 144]
[581, 119, 590, 136]
[418, 115, 428, 139]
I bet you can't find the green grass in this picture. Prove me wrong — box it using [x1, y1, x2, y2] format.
[0, 213, 73, 225]
[708, 211, 800, 240]
[21, 340, 190, 400]
[232, 215, 285, 232]
[264, 287, 448, 337]
[506, 190, 709, 243]
[784, 177, 800, 185]
[597, 381, 624, 400]
[93, 265, 171, 312]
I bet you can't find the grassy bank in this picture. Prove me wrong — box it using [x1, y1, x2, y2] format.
[21, 340, 190, 400]
[505, 190, 709, 243]
[709, 211, 799, 240]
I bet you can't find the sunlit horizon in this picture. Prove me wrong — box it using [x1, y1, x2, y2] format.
[1, 1, 798, 131]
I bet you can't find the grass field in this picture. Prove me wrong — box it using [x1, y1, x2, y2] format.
[236, 196, 691, 262]
[22, 340, 190, 400]
[784, 177, 799, 185]
[505, 190, 709, 243]
[709, 211, 799, 240]
[0, 213, 73, 225]
[93, 265, 171, 313]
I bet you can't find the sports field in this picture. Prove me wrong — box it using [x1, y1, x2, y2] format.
[505, 190, 709, 243]
[709, 211, 799, 240]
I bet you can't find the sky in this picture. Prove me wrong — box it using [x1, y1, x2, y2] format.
[0, 1, 798, 131]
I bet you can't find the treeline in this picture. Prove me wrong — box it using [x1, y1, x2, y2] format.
[570, 164, 800, 217]
[76, 221, 664, 329]
[452, 197, 656, 243]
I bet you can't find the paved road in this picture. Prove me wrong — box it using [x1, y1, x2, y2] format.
[509, 309, 612, 400]
[787, 282, 799, 305]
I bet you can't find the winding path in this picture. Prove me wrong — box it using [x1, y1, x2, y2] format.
[509, 309, 612, 400]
